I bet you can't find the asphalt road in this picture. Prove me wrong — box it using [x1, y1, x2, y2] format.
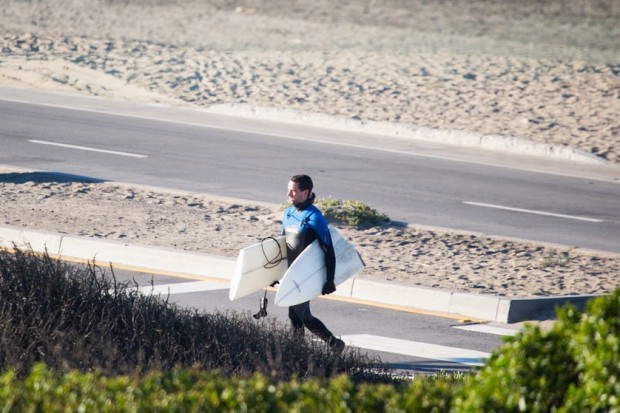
[2, 90, 619, 253]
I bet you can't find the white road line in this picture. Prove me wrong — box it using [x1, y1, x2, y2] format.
[341, 334, 490, 366]
[463, 201, 603, 223]
[29, 139, 148, 158]
[135, 281, 227, 296]
[453, 324, 519, 337]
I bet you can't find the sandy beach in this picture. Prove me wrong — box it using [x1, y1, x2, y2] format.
[1, 1, 619, 298]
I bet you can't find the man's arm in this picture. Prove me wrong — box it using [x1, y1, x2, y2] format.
[320, 236, 336, 295]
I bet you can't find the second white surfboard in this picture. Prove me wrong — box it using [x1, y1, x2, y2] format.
[275, 228, 364, 307]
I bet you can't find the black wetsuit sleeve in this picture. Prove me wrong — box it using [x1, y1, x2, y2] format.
[320, 239, 336, 283]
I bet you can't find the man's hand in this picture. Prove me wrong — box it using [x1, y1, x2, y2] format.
[322, 280, 336, 295]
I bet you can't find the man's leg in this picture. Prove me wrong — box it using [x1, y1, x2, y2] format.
[297, 304, 345, 354]
[288, 302, 307, 342]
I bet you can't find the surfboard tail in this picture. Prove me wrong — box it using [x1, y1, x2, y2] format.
[229, 236, 288, 301]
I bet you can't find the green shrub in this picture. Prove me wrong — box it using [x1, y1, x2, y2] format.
[453, 289, 620, 412]
[315, 198, 390, 227]
[564, 289, 620, 411]
[0, 364, 465, 412]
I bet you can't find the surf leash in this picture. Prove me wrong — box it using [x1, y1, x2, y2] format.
[260, 236, 285, 269]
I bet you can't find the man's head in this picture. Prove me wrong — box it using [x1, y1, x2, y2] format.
[288, 174, 313, 205]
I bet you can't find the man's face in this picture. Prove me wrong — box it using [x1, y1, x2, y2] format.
[287, 181, 309, 205]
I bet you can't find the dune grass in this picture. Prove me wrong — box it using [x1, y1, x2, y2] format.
[0, 247, 394, 383]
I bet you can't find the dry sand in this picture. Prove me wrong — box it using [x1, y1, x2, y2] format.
[1, 1, 619, 298]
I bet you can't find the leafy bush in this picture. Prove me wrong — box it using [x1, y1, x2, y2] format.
[453, 289, 620, 412]
[564, 289, 620, 411]
[0, 364, 464, 412]
[315, 198, 390, 227]
[0, 247, 391, 383]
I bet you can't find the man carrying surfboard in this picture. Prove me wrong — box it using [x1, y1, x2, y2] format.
[281, 174, 345, 354]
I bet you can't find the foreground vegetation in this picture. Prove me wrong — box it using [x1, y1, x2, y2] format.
[0, 366, 463, 412]
[453, 287, 619, 412]
[1, 247, 618, 411]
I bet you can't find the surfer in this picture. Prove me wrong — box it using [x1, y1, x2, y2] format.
[281, 174, 345, 354]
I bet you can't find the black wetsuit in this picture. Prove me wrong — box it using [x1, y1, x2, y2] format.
[282, 194, 337, 342]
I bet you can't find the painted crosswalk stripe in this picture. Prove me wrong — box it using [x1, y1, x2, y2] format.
[453, 324, 519, 337]
[341, 334, 490, 366]
[135, 281, 227, 295]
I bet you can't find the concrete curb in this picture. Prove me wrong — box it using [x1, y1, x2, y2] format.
[0, 225, 600, 323]
[206, 104, 607, 165]
[0, 226, 236, 281]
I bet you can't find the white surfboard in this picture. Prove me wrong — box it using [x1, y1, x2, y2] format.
[229, 236, 288, 301]
[275, 228, 364, 307]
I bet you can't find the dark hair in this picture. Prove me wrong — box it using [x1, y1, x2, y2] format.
[290, 174, 313, 193]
